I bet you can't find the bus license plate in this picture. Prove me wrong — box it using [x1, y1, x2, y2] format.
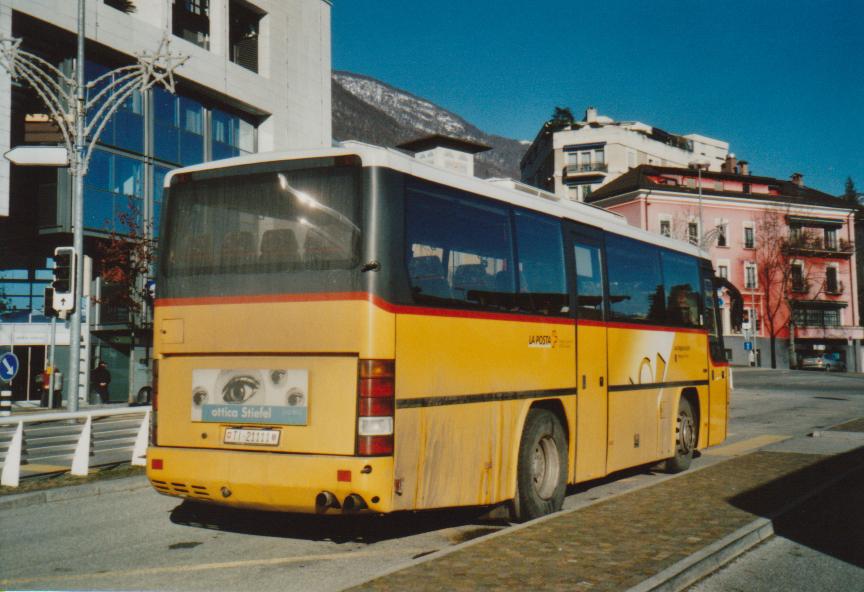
[224, 428, 281, 446]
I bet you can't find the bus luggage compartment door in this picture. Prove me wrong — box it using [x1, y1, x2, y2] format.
[156, 355, 358, 455]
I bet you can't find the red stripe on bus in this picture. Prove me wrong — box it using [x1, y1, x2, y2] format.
[155, 292, 373, 307]
[156, 292, 708, 333]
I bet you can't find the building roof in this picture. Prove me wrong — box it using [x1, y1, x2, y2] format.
[396, 134, 491, 155]
[587, 165, 852, 211]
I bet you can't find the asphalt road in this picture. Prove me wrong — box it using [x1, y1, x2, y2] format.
[2, 368, 863, 591]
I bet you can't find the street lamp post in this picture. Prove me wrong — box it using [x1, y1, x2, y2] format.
[68, 0, 86, 413]
[689, 159, 710, 248]
[0, 3, 186, 411]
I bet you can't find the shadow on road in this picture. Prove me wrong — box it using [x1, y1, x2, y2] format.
[167, 459, 671, 544]
[729, 446, 864, 568]
[169, 500, 507, 544]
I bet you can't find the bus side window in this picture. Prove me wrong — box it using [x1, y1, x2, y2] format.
[661, 251, 702, 328]
[573, 242, 604, 320]
[514, 210, 567, 315]
[405, 185, 515, 310]
[605, 235, 665, 324]
[408, 254, 452, 301]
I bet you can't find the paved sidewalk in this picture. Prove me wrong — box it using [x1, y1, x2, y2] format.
[351, 441, 864, 591]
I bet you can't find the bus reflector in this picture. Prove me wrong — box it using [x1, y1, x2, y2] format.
[151, 458, 163, 470]
[357, 360, 394, 456]
[337, 470, 351, 482]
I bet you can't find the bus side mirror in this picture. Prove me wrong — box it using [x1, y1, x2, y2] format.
[714, 276, 744, 332]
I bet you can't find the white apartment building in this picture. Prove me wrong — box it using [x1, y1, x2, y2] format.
[0, 0, 331, 403]
[520, 107, 729, 202]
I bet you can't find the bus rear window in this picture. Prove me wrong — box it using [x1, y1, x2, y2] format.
[159, 164, 361, 298]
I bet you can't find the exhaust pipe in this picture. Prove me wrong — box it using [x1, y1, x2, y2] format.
[315, 491, 340, 513]
[342, 493, 368, 513]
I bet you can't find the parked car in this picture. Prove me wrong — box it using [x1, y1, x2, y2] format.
[800, 353, 846, 372]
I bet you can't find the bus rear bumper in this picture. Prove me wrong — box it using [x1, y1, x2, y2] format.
[146, 446, 394, 514]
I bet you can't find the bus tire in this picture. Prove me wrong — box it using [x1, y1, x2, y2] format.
[664, 397, 696, 473]
[512, 408, 567, 522]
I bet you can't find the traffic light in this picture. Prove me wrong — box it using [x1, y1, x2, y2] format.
[52, 246, 77, 313]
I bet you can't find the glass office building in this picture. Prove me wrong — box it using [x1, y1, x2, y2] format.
[0, 12, 259, 403]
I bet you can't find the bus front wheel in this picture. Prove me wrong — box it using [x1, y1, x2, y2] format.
[663, 397, 696, 473]
[512, 408, 567, 522]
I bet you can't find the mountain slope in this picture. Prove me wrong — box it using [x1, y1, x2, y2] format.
[332, 71, 526, 179]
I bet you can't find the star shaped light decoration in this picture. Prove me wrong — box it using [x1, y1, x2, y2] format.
[136, 35, 187, 94]
[0, 37, 24, 80]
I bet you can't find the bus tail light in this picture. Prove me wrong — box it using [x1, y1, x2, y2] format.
[357, 359, 394, 456]
[150, 359, 159, 446]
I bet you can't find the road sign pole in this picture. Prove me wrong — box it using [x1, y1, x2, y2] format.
[48, 316, 57, 408]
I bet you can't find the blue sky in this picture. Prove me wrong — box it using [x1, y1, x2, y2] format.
[332, 0, 863, 195]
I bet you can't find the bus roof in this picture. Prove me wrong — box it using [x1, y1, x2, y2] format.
[164, 141, 707, 260]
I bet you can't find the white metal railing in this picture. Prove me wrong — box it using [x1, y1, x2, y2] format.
[0, 406, 150, 488]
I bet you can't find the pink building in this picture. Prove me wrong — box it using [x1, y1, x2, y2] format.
[587, 158, 863, 370]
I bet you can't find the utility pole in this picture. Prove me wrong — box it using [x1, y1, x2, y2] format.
[0, 3, 186, 410]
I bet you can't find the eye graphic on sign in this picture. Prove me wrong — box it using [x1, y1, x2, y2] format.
[190, 368, 309, 425]
[220, 373, 262, 403]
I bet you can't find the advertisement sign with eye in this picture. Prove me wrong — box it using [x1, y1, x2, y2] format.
[191, 368, 309, 425]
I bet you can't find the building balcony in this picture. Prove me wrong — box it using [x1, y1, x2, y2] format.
[564, 162, 608, 178]
[794, 325, 864, 340]
[825, 281, 844, 296]
[783, 237, 854, 258]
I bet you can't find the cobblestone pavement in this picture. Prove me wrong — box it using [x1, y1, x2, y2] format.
[350, 447, 864, 592]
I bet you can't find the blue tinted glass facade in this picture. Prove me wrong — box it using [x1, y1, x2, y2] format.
[0, 267, 51, 316]
[84, 149, 144, 233]
[153, 87, 205, 166]
[85, 61, 145, 155]
[76, 61, 256, 236]
[211, 108, 255, 160]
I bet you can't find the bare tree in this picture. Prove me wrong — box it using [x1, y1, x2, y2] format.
[96, 199, 156, 398]
[754, 209, 830, 368]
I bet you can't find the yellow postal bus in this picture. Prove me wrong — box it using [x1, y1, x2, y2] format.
[147, 142, 735, 521]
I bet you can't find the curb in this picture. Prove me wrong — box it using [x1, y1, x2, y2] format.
[625, 451, 864, 592]
[627, 518, 774, 592]
[0, 475, 150, 511]
[343, 452, 740, 591]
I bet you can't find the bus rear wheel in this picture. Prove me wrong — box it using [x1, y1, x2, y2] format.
[664, 397, 696, 473]
[512, 408, 567, 522]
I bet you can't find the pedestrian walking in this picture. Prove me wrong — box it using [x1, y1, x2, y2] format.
[91, 360, 111, 404]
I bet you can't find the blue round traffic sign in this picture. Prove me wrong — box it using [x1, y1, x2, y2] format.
[0, 352, 19, 382]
